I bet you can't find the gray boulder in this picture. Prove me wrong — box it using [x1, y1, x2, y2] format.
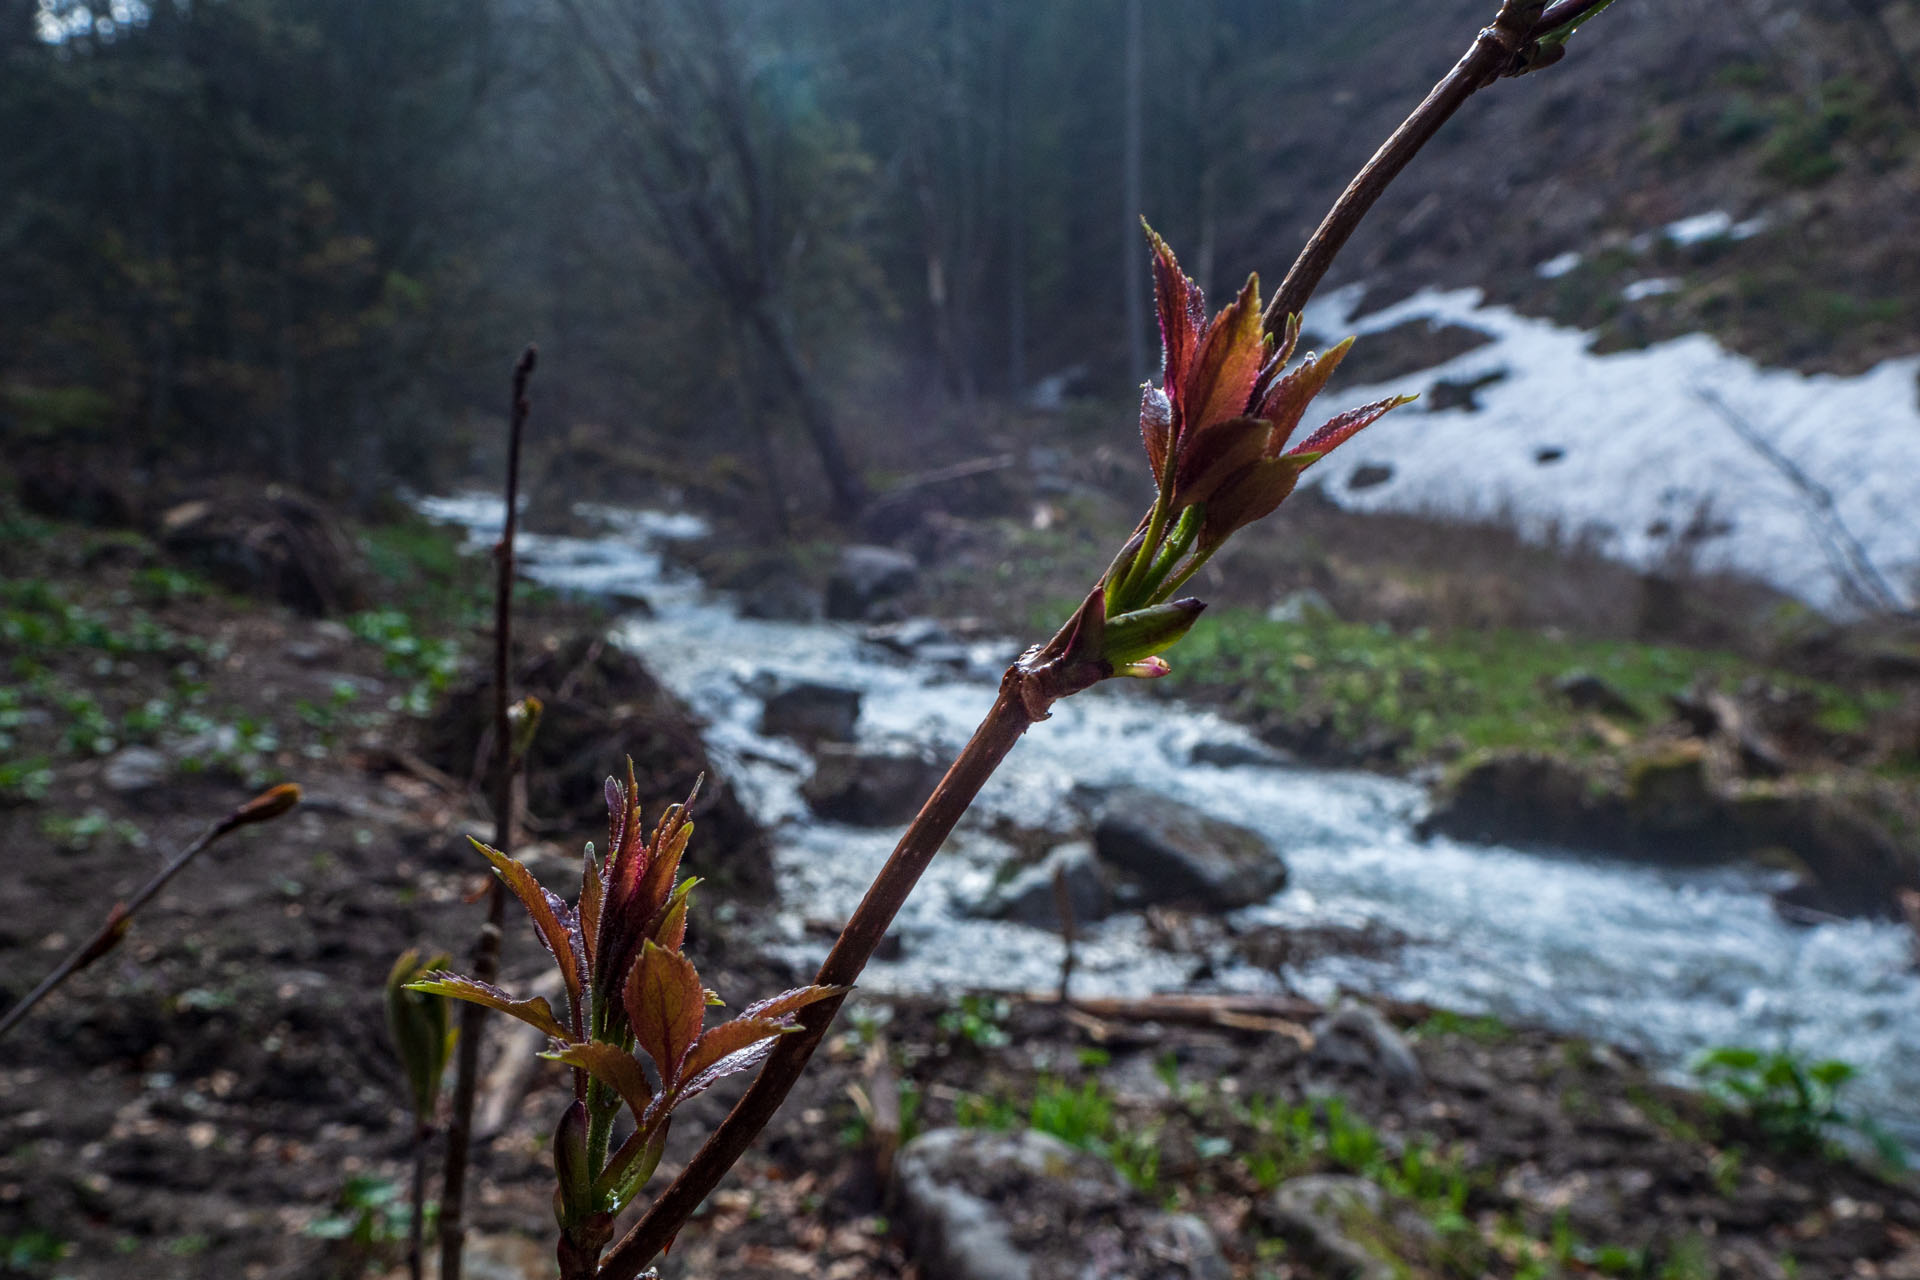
[1263, 1176, 1396, 1280]
[102, 747, 169, 794]
[1187, 738, 1293, 769]
[1091, 787, 1287, 910]
[1141, 1212, 1230, 1280]
[826, 545, 919, 621]
[759, 682, 862, 744]
[893, 1129, 1117, 1280]
[1309, 1002, 1424, 1091]
[801, 739, 948, 826]
[893, 1128, 1226, 1280]
[972, 842, 1110, 931]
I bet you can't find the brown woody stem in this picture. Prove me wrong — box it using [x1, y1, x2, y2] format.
[407, 1119, 432, 1280]
[1263, 0, 1581, 331]
[0, 785, 301, 1044]
[438, 345, 537, 1280]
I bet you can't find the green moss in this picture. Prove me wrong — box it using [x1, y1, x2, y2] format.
[1157, 609, 1898, 774]
[1164, 610, 1737, 765]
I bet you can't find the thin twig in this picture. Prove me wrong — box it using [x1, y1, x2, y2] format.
[438, 345, 537, 1280]
[1264, 0, 1591, 330]
[407, 1119, 432, 1280]
[0, 784, 301, 1044]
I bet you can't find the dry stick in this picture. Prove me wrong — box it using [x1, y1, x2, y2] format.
[1263, 0, 1608, 330]
[407, 1118, 432, 1280]
[0, 784, 302, 1044]
[599, 5, 1613, 1272]
[438, 345, 538, 1280]
[1691, 385, 1913, 618]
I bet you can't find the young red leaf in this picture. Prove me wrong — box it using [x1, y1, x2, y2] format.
[604, 759, 651, 916]
[1257, 311, 1304, 381]
[624, 941, 706, 1088]
[1285, 393, 1417, 460]
[1198, 455, 1317, 549]
[1182, 276, 1267, 442]
[631, 810, 694, 930]
[471, 837, 585, 1023]
[1253, 337, 1354, 452]
[1171, 415, 1269, 508]
[648, 877, 700, 954]
[738, 984, 849, 1022]
[679, 1015, 796, 1082]
[1147, 224, 1202, 400]
[578, 842, 604, 968]
[547, 1040, 657, 1122]
[1140, 385, 1174, 484]
[673, 1037, 785, 1107]
[407, 972, 570, 1041]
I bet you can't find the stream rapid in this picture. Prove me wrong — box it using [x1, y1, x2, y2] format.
[423, 491, 1920, 1137]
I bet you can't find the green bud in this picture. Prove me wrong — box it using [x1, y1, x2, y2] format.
[508, 695, 544, 763]
[1101, 598, 1207, 668]
[385, 948, 455, 1119]
[554, 1099, 595, 1227]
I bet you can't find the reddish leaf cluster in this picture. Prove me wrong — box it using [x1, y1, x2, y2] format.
[1140, 226, 1413, 554]
[411, 762, 842, 1224]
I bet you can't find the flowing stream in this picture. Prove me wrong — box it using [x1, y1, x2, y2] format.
[422, 493, 1920, 1138]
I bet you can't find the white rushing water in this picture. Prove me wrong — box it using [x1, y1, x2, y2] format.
[1298, 284, 1920, 613]
[423, 493, 1920, 1135]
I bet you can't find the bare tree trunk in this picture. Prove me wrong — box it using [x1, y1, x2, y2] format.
[733, 329, 789, 539]
[749, 300, 868, 513]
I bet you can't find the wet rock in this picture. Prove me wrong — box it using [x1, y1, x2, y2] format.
[284, 620, 354, 666]
[421, 632, 773, 899]
[102, 747, 169, 794]
[1187, 738, 1293, 769]
[1320, 317, 1495, 387]
[740, 578, 819, 621]
[1424, 748, 1920, 916]
[1309, 1002, 1424, 1090]
[1554, 670, 1643, 722]
[158, 486, 363, 617]
[759, 682, 862, 745]
[894, 1129, 1118, 1280]
[1624, 743, 1716, 834]
[1140, 1212, 1230, 1280]
[1735, 788, 1916, 918]
[864, 617, 953, 656]
[1091, 786, 1287, 910]
[1421, 751, 1622, 852]
[1424, 369, 1507, 412]
[1261, 1176, 1396, 1280]
[972, 842, 1110, 931]
[826, 545, 919, 621]
[801, 739, 948, 826]
[895, 1128, 1222, 1280]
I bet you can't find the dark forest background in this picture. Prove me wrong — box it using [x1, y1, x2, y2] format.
[4, 0, 1917, 519]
